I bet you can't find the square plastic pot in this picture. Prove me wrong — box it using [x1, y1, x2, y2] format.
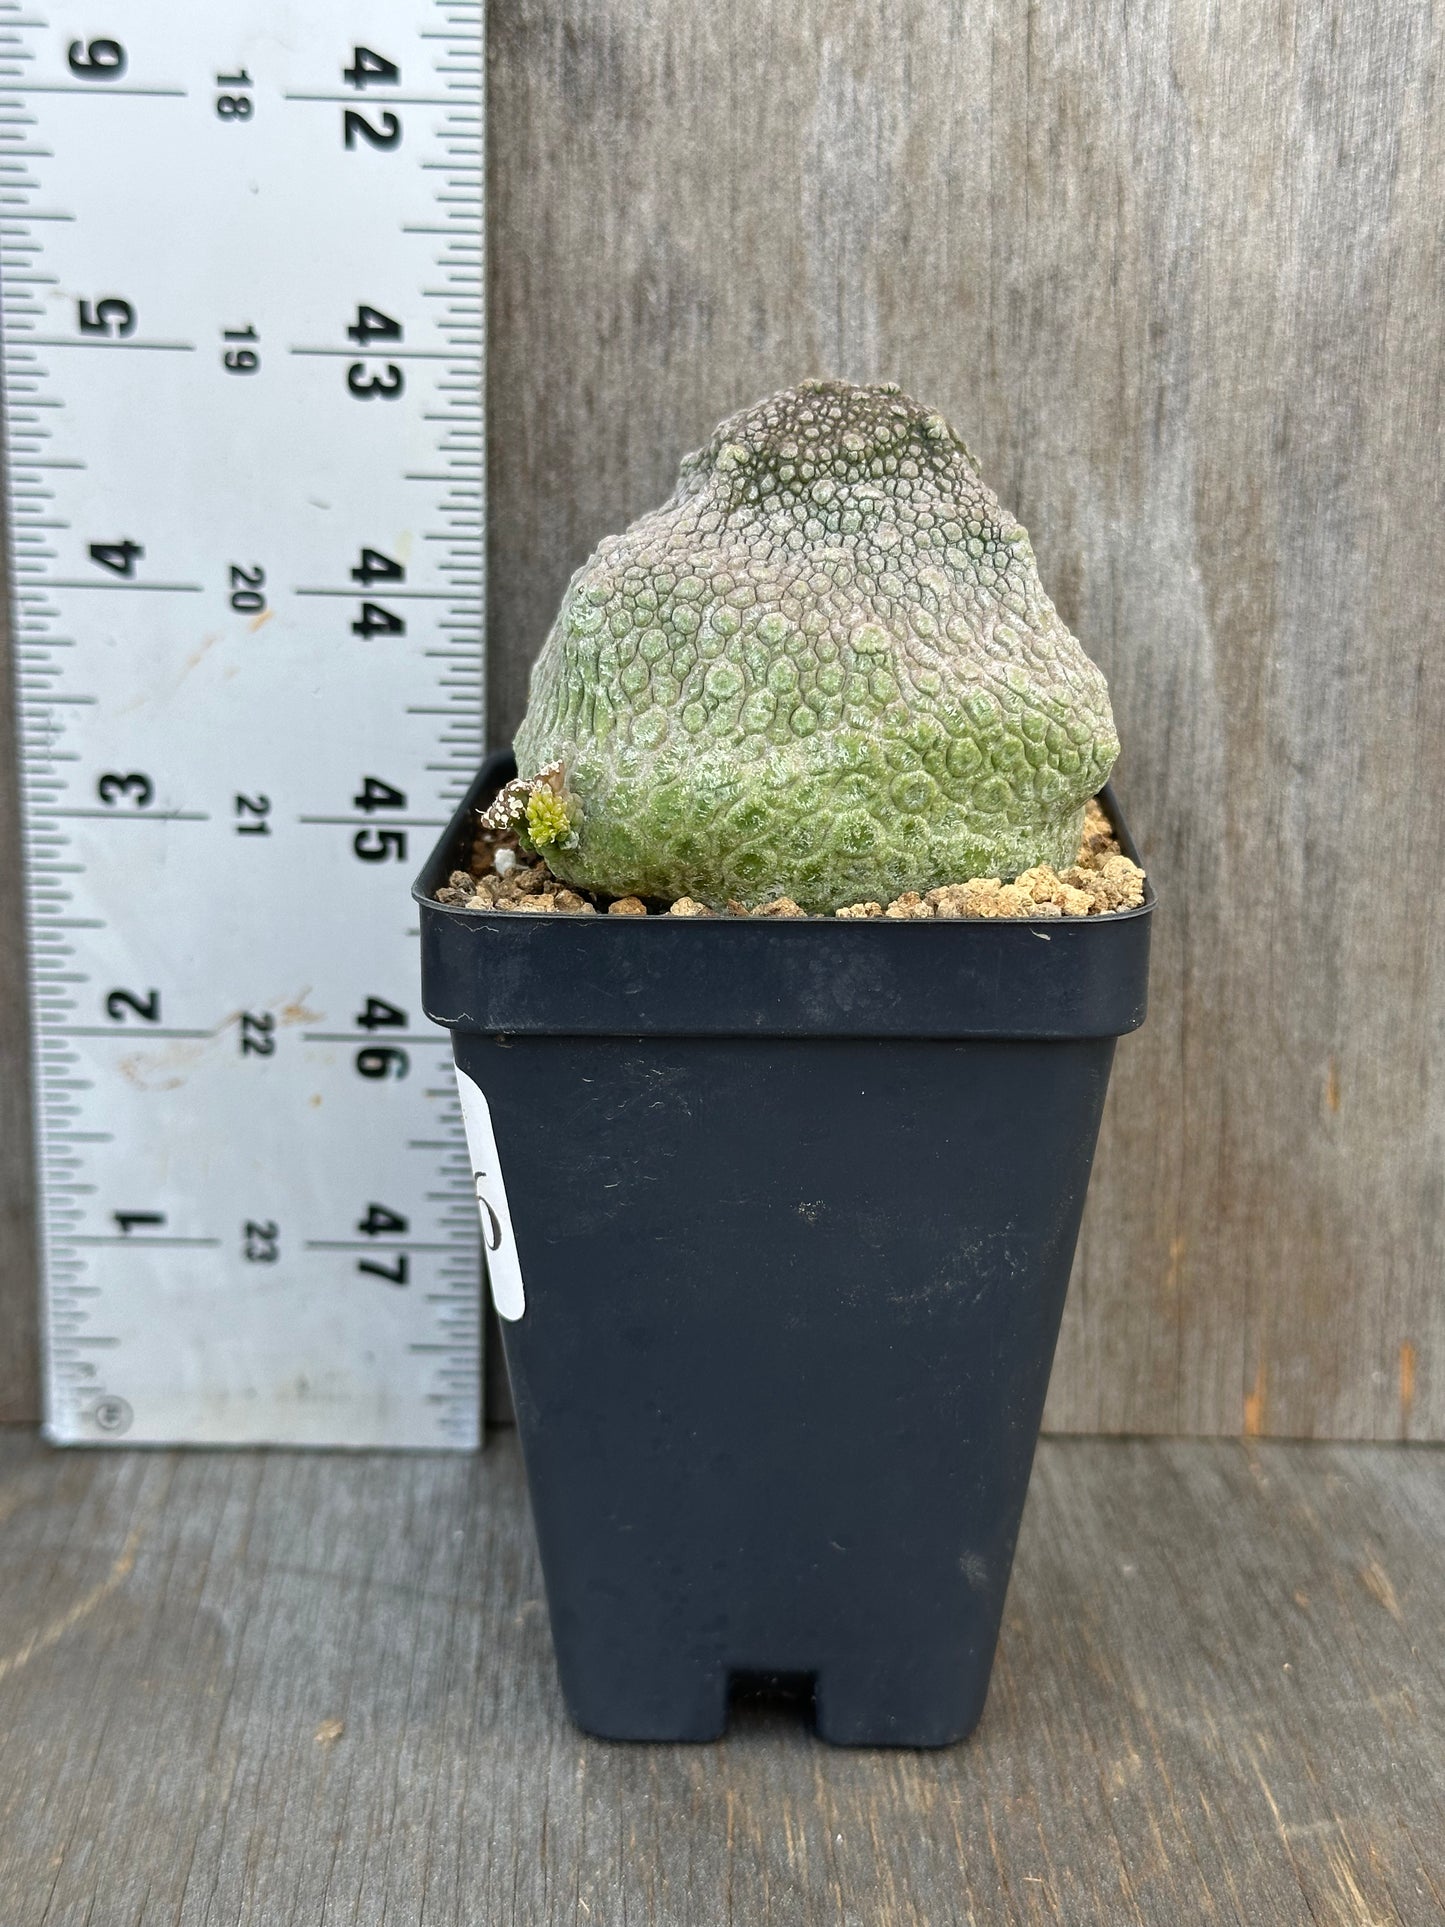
[417, 752, 1153, 1747]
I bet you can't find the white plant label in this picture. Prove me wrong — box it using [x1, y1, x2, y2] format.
[1, 0, 485, 1446]
[453, 1067, 524, 1321]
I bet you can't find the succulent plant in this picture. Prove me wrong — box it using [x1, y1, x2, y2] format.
[509, 378, 1119, 914]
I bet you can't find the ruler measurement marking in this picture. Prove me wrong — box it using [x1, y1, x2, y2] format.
[283, 92, 467, 105]
[20, 338, 196, 352]
[53, 1236, 223, 1249]
[304, 1033, 447, 1044]
[297, 815, 447, 828]
[288, 346, 473, 361]
[293, 587, 477, 600]
[22, 579, 202, 591]
[34, 808, 209, 821]
[306, 1241, 453, 1253]
[1, 83, 187, 96]
[49, 1028, 215, 1040]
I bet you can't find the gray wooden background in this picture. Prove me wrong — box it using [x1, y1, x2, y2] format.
[3, 0, 1443, 1437]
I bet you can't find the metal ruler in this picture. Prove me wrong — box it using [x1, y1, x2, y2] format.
[1, 0, 484, 1446]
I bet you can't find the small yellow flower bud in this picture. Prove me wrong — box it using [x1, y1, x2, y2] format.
[525, 789, 573, 848]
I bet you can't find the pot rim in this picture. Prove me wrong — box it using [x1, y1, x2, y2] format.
[416, 752, 1155, 1043]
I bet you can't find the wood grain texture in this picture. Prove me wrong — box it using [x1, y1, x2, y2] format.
[1, 1430, 1443, 1924]
[4, 1, 1444, 1436]
[487, 0, 1445, 1438]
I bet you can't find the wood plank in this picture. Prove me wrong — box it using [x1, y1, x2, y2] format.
[487, 0, 1445, 1438]
[0, 1431, 1442, 1923]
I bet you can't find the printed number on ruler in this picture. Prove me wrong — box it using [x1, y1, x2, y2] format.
[1, 1, 485, 1446]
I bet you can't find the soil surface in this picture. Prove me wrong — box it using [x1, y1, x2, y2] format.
[433, 797, 1146, 919]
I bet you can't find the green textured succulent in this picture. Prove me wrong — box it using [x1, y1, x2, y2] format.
[512, 378, 1119, 913]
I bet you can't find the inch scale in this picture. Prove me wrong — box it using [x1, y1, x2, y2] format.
[1, 0, 484, 1446]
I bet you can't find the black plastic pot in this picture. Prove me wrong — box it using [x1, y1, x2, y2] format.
[417, 751, 1153, 1747]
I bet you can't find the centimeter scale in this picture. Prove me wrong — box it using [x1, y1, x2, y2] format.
[1, 0, 485, 1445]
